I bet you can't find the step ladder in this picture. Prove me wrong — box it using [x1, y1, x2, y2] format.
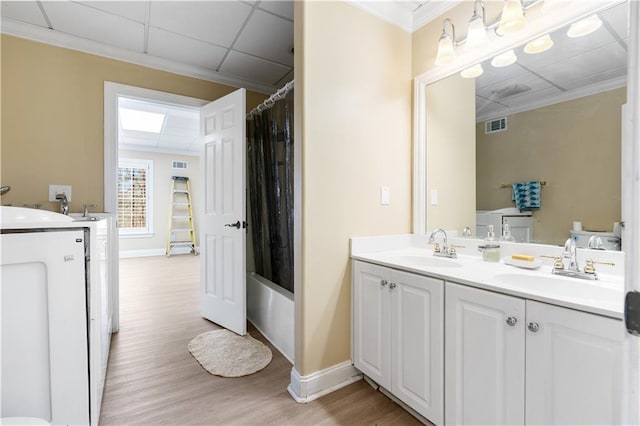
[166, 176, 197, 256]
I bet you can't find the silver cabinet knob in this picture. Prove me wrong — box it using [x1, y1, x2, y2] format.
[528, 322, 540, 332]
[389, 282, 397, 289]
[506, 316, 517, 327]
[380, 279, 388, 286]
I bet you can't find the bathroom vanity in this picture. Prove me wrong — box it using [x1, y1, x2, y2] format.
[351, 234, 624, 426]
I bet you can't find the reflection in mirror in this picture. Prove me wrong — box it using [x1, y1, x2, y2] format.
[429, 2, 627, 249]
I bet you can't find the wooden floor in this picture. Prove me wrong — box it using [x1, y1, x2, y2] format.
[99, 255, 420, 425]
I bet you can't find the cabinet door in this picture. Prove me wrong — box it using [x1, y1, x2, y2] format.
[525, 301, 624, 425]
[445, 283, 526, 426]
[352, 261, 391, 389]
[391, 270, 443, 424]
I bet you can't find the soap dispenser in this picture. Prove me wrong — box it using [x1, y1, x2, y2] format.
[478, 225, 501, 262]
[500, 223, 515, 242]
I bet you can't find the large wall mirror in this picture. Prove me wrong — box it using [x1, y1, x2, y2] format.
[422, 1, 628, 249]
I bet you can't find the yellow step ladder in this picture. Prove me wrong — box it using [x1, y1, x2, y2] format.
[166, 176, 197, 256]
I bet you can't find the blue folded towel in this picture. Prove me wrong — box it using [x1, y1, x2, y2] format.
[512, 181, 541, 210]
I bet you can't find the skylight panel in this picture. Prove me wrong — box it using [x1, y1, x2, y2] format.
[120, 108, 165, 133]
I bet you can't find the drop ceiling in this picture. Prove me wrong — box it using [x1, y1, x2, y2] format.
[475, 2, 628, 122]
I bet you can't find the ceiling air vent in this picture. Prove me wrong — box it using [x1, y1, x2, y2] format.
[485, 117, 507, 134]
[172, 160, 188, 169]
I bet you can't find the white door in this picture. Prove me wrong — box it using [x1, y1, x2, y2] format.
[391, 271, 443, 425]
[352, 261, 391, 389]
[200, 88, 247, 336]
[445, 282, 526, 426]
[525, 301, 624, 425]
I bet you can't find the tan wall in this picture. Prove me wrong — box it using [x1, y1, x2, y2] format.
[118, 150, 200, 253]
[0, 35, 266, 212]
[477, 88, 625, 245]
[297, 1, 412, 375]
[425, 74, 476, 233]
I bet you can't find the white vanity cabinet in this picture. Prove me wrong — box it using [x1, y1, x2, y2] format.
[445, 282, 624, 426]
[525, 300, 623, 425]
[352, 261, 444, 424]
[444, 282, 526, 425]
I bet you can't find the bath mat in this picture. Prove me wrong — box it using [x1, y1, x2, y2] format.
[188, 329, 272, 377]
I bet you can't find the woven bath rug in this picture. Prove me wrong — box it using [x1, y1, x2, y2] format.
[188, 329, 272, 377]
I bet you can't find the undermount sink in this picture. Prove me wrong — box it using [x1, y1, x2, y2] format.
[385, 255, 463, 268]
[493, 272, 622, 304]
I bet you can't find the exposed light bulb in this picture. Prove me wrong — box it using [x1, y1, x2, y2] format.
[491, 50, 518, 67]
[497, 0, 526, 34]
[567, 14, 603, 38]
[461, 63, 484, 79]
[524, 34, 554, 54]
[465, 12, 489, 51]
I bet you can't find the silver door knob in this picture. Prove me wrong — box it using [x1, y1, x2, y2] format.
[380, 279, 388, 286]
[505, 316, 517, 327]
[389, 282, 397, 289]
[528, 322, 540, 332]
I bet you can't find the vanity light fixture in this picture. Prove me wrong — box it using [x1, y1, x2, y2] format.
[567, 14, 603, 38]
[524, 34, 554, 54]
[497, 0, 526, 34]
[466, 0, 489, 51]
[435, 18, 457, 66]
[541, 0, 570, 14]
[461, 63, 484, 79]
[491, 49, 518, 67]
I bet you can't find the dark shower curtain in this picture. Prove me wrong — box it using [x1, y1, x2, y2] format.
[247, 89, 294, 293]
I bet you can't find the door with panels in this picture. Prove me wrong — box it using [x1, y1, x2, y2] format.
[200, 88, 247, 335]
[391, 269, 443, 425]
[445, 282, 526, 426]
[352, 261, 391, 389]
[525, 300, 624, 425]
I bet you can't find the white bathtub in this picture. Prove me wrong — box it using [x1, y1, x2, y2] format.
[247, 272, 294, 363]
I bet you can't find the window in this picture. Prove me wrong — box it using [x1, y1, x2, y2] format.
[118, 158, 153, 236]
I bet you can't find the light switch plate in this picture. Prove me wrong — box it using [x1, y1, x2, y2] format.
[380, 186, 390, 205]
[49, 185, 72, 202]
[431, 189, 438, 206]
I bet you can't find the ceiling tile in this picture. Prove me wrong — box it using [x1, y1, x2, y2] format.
[1, 1, 48, 28]
[600, 3, 628, 41]
[77, 1, 148, 23]
[42, 2, 144, 52]
[219, 51, 291, 85]
[234, 9, 293, 66]
[258, 1, 293, 21]
[147, 27, 228, 70]
[532, 43, 627, 88]
[149, 1, 252, 47]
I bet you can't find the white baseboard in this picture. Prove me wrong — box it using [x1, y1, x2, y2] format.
[119, 247, 197, 258]
[287, 361, 362, 403]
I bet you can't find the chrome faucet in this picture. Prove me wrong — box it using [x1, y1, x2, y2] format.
[429, 228, 458, 258]
[564, 237, 579, 272]
[551, 237, 598, 280]
[55, 193, 69, 215]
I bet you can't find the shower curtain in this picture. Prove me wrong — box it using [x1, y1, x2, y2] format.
[247, 89, 294, 293]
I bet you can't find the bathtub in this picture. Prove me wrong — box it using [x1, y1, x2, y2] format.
[247, 272, 294, 363]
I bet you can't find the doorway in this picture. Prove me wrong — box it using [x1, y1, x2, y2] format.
[104, 82, 208, 331]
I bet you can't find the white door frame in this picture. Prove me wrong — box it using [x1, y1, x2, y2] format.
[103, 82, 208, 331]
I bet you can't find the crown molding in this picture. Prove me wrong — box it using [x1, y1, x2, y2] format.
[412, 1, 463, 32]
[1, 18, 276, 95]
[476, 76, 627, 122]
[348, 1, 413, 32]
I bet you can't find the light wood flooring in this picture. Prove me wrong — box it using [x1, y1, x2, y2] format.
[99, 255, 420, 425]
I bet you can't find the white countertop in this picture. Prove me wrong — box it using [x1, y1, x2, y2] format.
[351, 234, 625, 319]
